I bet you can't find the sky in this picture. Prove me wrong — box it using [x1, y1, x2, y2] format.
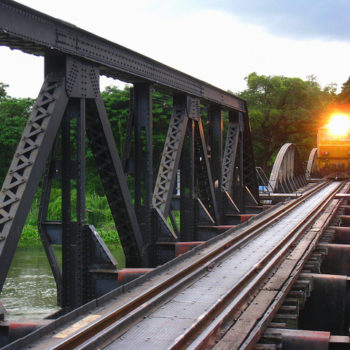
[0, 0, 350, 98]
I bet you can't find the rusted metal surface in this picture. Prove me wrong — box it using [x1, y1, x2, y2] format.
[174, 242, 204, 257]
[266, 328, 330, 350]
[117, 268, 153, 284]
[319, 243, 350, 275]
[333, 226, 350, 244]
[299, 274, 348, 334]
[0, 320, 52, 345]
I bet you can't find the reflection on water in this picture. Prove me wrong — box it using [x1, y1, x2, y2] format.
[1, 245, 124, 320]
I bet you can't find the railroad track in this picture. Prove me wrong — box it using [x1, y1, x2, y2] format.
[8, 180, 345, 350]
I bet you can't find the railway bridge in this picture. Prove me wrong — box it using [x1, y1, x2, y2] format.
[0, 1, 350, 349]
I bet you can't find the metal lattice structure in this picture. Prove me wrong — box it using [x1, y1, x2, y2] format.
[152, 96, 188, 217]
[0, 0, 260, 313]
[306, 147, 319, 178]
[269, 143, 307, 193]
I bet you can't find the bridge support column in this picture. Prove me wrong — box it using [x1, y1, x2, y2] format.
[180, 119, 197, 241]
[61, 98, 89, 308]
[134, 83, 152, 266]
[209, 105, 223, 224]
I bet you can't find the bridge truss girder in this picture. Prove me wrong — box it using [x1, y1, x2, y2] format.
[0, 1, 260, 313]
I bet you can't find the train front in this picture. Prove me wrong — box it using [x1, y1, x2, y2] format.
[317, 114, 350, 178]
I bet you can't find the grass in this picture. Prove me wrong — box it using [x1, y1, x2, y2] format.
[19, 189, 180, 247]
[19, 190, 121, 247]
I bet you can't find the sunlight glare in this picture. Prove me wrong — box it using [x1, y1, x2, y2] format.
[327, 114, 350, 137]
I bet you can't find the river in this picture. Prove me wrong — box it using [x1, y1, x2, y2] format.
[1, 245, 125, 320]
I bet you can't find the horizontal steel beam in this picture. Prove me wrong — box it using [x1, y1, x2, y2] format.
[0, 0, 245, 112]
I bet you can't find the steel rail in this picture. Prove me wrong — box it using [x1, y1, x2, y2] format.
[171, 181, 344, 350]
[43, 181, 330, 350]
[0, 0, 245, 112]
[51, 181, 329, 350]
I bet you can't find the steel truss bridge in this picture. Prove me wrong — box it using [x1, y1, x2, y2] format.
[1, 1, 350, 349]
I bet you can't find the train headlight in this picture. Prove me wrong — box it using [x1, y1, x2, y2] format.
[327, 114, 350, 136]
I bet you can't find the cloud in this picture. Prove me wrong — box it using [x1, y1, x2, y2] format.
[199, 0, 350, 41]
[1, 0, 350, 99]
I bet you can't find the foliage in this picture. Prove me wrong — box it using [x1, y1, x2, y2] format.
[101, 86, 131, 156]
[338, 77, 350, 105]
[238, 72, 336, 170]
[0, 86, 34, 180]
[20, 190, 120, 247]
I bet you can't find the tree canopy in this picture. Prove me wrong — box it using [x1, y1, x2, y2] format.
[338, 77, 350, 105]
[0, 85, 34, 181]
[238, 72, 336, 170]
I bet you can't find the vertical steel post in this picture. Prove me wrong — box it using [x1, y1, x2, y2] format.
[242, 104, 259, 203]
[180, 120, 196, 241]
[77, 99, 86, 225]
[122, 88, 135, 173]
[208, 105, 223, 223]
[61, 102, 74, 309]
[77, 98, 89, 301]
[134, 83, 152, 265]
[239, 112, 246, 212]
[62, 98, 89, 309]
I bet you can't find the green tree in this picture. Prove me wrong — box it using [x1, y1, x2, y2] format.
[0, 82, 7, 99]
[100, 86, 172, 175]
[102, 86, 131, 155]
[238, 72, 334, 170]
[338, 77, 350, 105]
[0, 85, 34, 182]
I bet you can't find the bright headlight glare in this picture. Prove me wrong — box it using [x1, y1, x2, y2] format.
[327, 114, 350, 137]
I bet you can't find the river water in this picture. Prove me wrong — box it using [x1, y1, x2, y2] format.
[1, 245, 124, 320]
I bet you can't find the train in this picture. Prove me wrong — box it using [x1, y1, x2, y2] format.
[316, 114, 350, 178]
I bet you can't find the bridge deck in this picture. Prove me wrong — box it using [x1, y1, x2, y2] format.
[106, 182, 339, 349]
[9, 181, 340, 350]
